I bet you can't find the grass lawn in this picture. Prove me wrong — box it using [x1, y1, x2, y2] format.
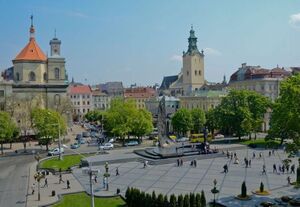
[40, 154, 93, 171]
[240, 139, 280, 148]
[52, 192, 126, 207]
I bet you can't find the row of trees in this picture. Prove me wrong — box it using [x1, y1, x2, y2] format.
[85, 98, 153, 144]
[0, 107, 67, 153]
[171, 108, 206, 136]
[125, 187, 206, 207]
[170, 90, 270, 140]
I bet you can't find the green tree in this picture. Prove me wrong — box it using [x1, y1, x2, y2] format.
[189, 193, 196, 207]
[163, 195, 169, 207]
[191, 108, 206, 134]
[205, 109, 218, 139]
[200, 190, 206, 207]
[84, 109, 104, 123]
[0, 111, 17, 154]
[171, 108, 192, 136]
[246, 91, 270, 139]
[157, 194, 164, 207]
[31, 108, 66, 151]
[170, 194, 177, 207]
[215, 90, 252, 139]
[268, 74, 300, 146]
[178, 194, 184, 207]
[241, 181, 247, 197]
[131, 108, 153, 143]
[195, 193, 201, 207]
[183, 194, 190, 207]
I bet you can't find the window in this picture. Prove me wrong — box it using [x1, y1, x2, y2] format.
[83, 101, 85, 105]
[199, 70, 201, 76]
[195, 70, 197, 75]
[77, 101, 80, 105]
[54, 94, 61, 105]
[16, 73, 20, 81]
[29, 71, 36, 81]
[87, 101, 90, 105]
[43, 72, 47, 81]
[0, 90, 4, 97]
[82, 95, 85, 99]
[187, 71, 189, 76]
[83, 109, 85, 113]
[54, 68, 60, 80]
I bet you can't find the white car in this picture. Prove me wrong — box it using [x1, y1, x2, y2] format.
[99, 143, 114, 150]
[215, 134, 225, 139]
[176, 137, 189, 142]
[48, 147, 64, 156]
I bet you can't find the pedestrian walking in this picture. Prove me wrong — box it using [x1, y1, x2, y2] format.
[43, 178, 48, 188]
[273, 164, 277, 173]
[286, 164, 290, 173]
[291, 164, 295, 174]
[116, 167, 119, 176]
[31, 183, 35, 195]
[94, 175, 98, 183]
[59, 173, 64, 184]
[253, 152, 256, 159]
[223, 164, 228, 174]
[194, 160, 197, 167]
[282, 165, 285, 174]
[177, 159, 179, 167]
[287, 176, 291, 185]
[67, 180, 70, 189]
[262, 164, 266, 175]
[230, 153, 233, 160]
[259, 152, 262, 159]
[269, 151, 271, 156]
[180, 159, 183, 166]
[272, 149, 275, 155]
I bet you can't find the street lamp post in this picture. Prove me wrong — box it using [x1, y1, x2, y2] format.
[211, 179, 219, 207]
[34, 153, 44, 201]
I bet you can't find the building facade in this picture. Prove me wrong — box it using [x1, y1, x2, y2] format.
[92, 89, 111, 110]
[124, 87, 156, 109]
[68, 85, 93, 120]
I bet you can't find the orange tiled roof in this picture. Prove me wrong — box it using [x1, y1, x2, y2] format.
[69, 85, 92, 94]
[14, 38, 47, 61]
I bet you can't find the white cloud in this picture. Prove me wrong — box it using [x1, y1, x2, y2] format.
[289, 13, 300, 28]
[67, 11, 89, 19]
[170, 55, 182, 62]
[204, 48, 222, 56]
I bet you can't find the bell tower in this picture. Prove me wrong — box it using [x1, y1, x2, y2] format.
[50, 30, 61, 56]
[182, 26, 205, 95]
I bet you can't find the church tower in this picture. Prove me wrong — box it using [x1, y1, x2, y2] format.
[182, 26, 205, 95]
[47, 31, 66, 84]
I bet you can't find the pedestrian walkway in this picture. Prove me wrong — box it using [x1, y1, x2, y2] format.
[73, 148, 300, 206]
[26, 163, 84, 207]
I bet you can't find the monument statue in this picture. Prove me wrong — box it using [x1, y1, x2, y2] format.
[157, 96, 168, 147]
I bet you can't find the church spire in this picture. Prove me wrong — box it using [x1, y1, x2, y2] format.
[187, 25, 200, 54]
[29, 15, 35, 40]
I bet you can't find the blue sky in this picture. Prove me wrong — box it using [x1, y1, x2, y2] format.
[1, 0, 300, 86]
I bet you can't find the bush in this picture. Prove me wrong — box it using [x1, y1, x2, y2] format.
[260, 182, 264, 193]
[201, 190, 206, 207]
[241, 181, 247, 197]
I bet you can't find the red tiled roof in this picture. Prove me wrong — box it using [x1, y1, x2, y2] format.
[69, 85, 92, 94]
[14, 38, 47, 62]
[124, 87, 156, 98]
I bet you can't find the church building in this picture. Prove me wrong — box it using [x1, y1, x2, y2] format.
[0, 16, 68, 110]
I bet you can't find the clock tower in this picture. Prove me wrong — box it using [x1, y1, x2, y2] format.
[50, 30, 61, 56]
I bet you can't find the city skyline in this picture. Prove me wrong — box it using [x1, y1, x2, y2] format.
[1, 0, 300, 86]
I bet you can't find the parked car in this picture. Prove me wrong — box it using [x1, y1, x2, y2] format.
[71, 142, 80, 149]
[215, 134, 224, 139]
[75, 134, 82, 140]
[125, 140, 139, 146]
[82, 131, 90, 137]
[79, 138, 86, 144]
[176, 137, 189, 142]
[48, 147, 64, 156]
[99, 143, 114, 150]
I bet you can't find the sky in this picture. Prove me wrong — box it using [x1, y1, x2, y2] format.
[1, 0, 300, 87]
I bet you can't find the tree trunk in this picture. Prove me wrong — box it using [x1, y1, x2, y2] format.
[211, 129, 215, 139]
[46, 143, 49, 151]
[254, 133, 257, 140]
[1, 143, 3, 155]
[280, 137, 284, 146]
[10, 142, 12, 149]
[248, 133, 251, 140]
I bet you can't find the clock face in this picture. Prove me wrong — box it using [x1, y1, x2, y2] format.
[54, 49, 58, 53]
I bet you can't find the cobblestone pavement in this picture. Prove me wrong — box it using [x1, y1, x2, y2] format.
[73, 148, 300, 206]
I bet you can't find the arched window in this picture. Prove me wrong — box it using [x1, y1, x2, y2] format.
[43, 72, 47, 81]
[55, 68, 60, 80]
[29, 71, 36, 81]
[16, 73, 20, 81]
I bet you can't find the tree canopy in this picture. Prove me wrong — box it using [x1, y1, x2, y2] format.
[190, 108, 206, 133]
[0, 111, 18, 154]
[31, 108, 66, 150]
[171, 108, 192, 136]
[215, 89, 270, 139]
[269, 74, 300, 146]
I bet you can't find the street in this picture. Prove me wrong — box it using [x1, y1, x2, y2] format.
[0, 154, 34, 207]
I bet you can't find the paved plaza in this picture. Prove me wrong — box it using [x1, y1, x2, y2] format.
[73, 148, 300, 206]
